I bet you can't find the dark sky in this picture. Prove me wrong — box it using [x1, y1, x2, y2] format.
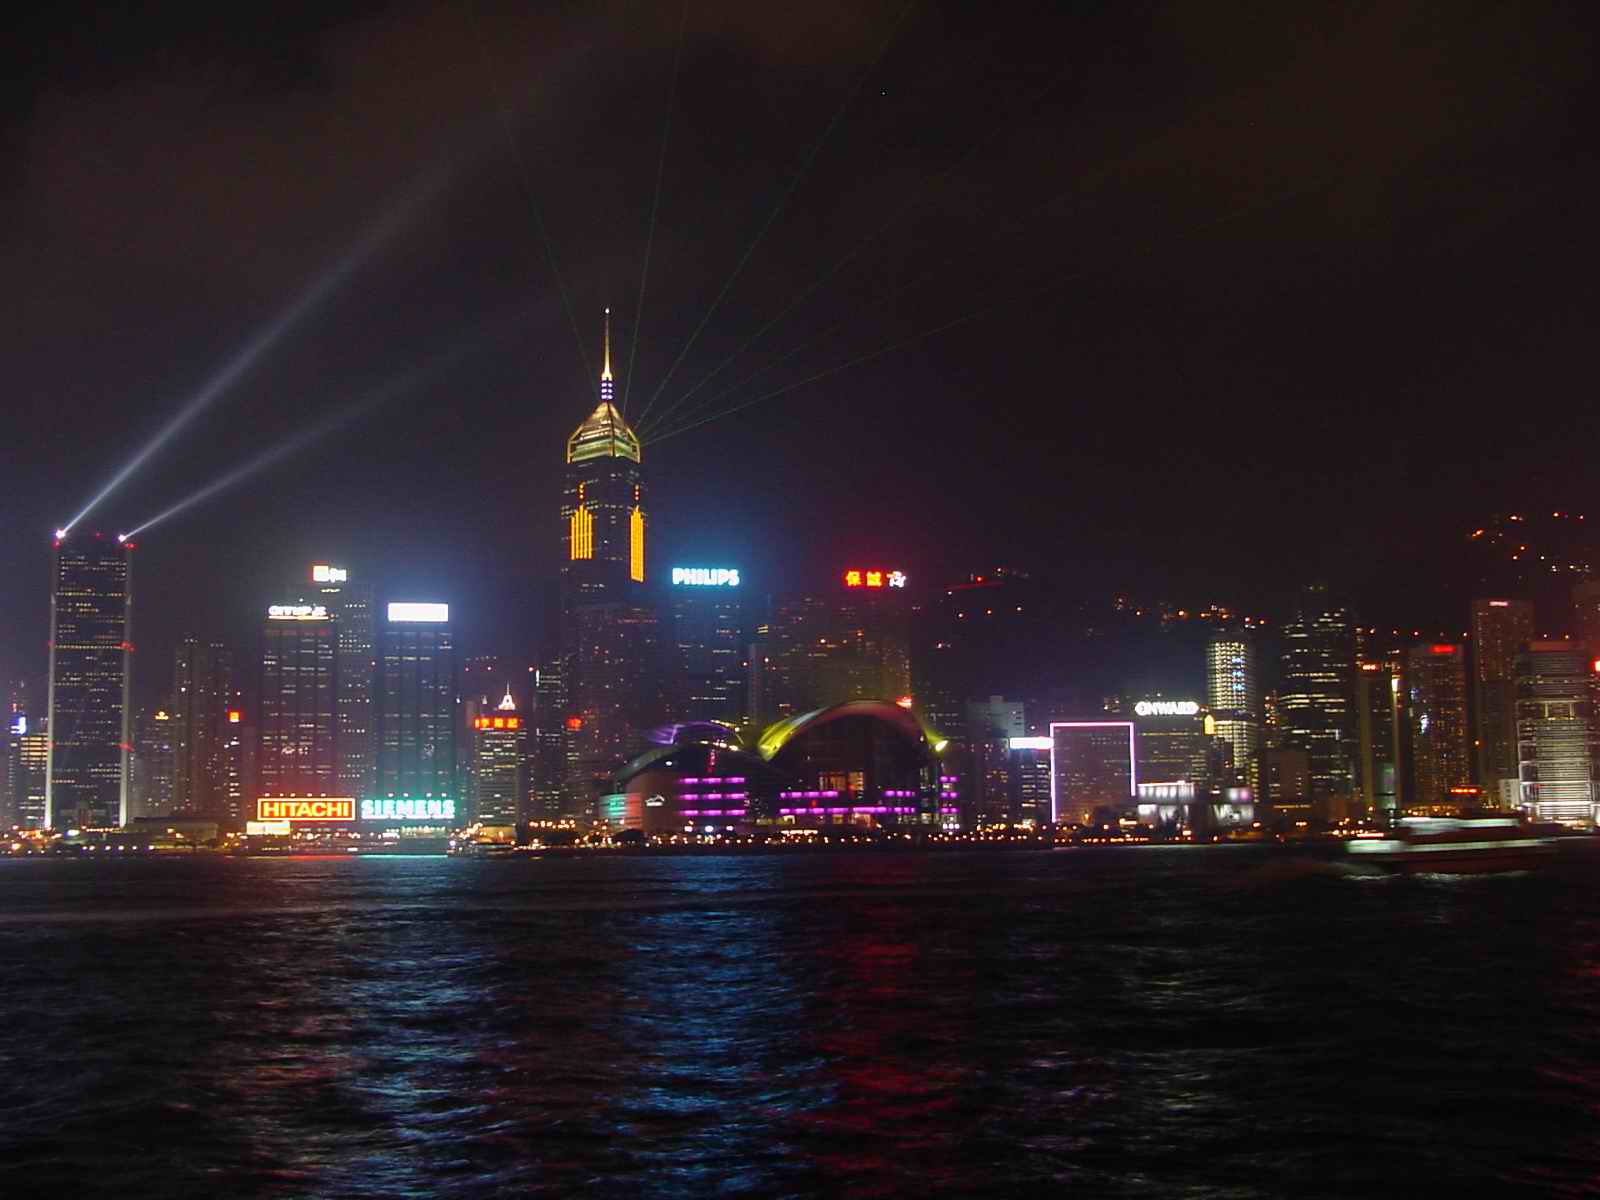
[3, 0, 1596, 700]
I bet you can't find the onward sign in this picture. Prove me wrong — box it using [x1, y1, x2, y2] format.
[257, 798, 355, 822]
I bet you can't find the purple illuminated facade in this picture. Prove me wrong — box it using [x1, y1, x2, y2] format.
[1050, 721, 1137, 826]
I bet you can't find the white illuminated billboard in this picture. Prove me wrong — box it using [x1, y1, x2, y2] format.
[387, 602, 449, 623]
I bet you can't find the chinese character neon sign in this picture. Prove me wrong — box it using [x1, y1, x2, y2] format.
[843, 569, 907, 589]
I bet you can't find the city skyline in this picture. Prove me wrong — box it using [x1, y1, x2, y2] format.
[4, 2, 1597, 692]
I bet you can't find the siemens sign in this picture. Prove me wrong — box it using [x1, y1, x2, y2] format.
[361, 797, 456, 822]
[671, 567, 740, 587]
[1133, 700, 1200, 717]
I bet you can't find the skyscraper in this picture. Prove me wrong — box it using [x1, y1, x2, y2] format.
[378, 602, 455, 798]
[472, 686, 523, 825]
[530, 659, 569, 821]
[46, 531, 133, 829]
[172, 637, 233, 817]
[309, 565, 376, 798]
[1471, 597, 1535, 806]
[130, 705, 177, 819]
[1277, 585, 1356, 811]
[11, 722, 49, 830]
[1206, 629, 1260, 792]
[1405, 643, 1471, 809]
[1515, 640, 1599, 828]
[1050, 720, 1136, 826]
[1355, 657, 1402, 818]
[1516, 643, 1593, 832]
[560, 312, 659, 806]
[562, 311, 645, 600]
[667, 569, 744, 724]
[258, 600, 339, 797]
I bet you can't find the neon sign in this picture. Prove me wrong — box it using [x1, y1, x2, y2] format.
[360, 797, 456, 821]
[843, 569, 907, 589]
[9, 715, 25, 736]
[388, 602, 448, 622]
[1008, 736, 1052, 750]
[671, 567, 740, 587]
[1133, 700, 1200, 717]
[267, 604, 327, 620]
[312, 564, 348, 583]
[257, 798, 354, 821]
[473, 716, 522, 730]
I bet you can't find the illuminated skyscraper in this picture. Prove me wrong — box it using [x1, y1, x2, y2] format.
[172, 637, 233, 817]
[1405, 643, 1471, 809]
[1515, 640, 1599, 827]
[11, 721, 48, 830]
[1355, 656, 1402, 818]
[130, 705, 177, 819]
[667, 572, 745, 724]
[559, 312, 659, 805]
[46, 531, 133, 829]
[472, 686, 523, 825]
[259, 601, 339, 796]
[1205, 629, 1260, 791]
[378, 603, 455, 798]
[1051, 720, 1136, 826]
[1471, 597, 1534, 806]
[1277, 585, 1356, 809]
[562, 310, 645, 600]
[308, 565, 376, 798]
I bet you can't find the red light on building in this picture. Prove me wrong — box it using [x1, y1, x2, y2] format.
[227, 710, 242, 723]
[566, 717, 583, 730]
[1430, 645, 1457, 655]
[1592, 658, 1600, 674]
[895, 695, 913, 709]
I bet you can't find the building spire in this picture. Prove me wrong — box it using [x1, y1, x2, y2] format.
[601, 307, 613, 383]
[497, 684, 517, 712]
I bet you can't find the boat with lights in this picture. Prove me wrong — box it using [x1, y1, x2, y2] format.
[1345, 816, 1555, 873]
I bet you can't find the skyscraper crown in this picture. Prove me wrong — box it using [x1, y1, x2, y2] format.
[566, 308, 641, 463]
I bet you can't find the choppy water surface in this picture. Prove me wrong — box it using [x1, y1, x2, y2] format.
[2, 848, 1597, 1197]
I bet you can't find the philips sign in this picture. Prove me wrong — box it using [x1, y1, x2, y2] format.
[1133, 700, 1200, 717]
[312, 564, 348, 583]
[672, 567, 740, 587]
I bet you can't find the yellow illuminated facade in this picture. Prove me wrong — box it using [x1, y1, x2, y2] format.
[630, 505, 645, 582]
[570, 484, 594, 561]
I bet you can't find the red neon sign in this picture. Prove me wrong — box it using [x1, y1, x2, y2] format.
[228, 710, 242, 724]
[843, 568, 907, 589]
[474, 716, 522, 730]
[1430, 645, 1457, 655]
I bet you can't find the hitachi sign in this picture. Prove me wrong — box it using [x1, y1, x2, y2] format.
[1133, 700, 1200, 717]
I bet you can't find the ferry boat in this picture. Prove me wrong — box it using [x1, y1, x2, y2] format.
[1346, 816, 1555, 874]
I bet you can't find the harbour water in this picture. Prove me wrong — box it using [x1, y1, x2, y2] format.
[1, 847, 1594, 1196]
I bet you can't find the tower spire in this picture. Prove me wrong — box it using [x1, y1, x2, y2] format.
[601, 307, 613, 383]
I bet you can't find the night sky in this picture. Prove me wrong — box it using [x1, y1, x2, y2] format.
[3, 1, 1596, 700]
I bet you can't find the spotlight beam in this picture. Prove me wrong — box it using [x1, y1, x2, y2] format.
[621, 0, 689, 417]
[63, 176, 438, 534]
[645, 179, 1334, 447]
[632, 0, 917, 428]
[120, 309, 527, 539]
[638, 54, 1077, 438]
